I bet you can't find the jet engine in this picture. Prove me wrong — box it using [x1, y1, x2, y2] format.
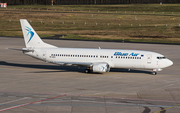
[92, 63, 110, 73]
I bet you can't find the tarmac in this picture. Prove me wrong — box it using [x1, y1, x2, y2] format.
[0, 37, 180, 113]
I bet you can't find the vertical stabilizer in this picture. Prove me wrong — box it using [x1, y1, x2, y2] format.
[20, 19, 56, 48]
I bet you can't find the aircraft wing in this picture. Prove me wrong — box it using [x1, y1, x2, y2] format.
[53, 61, 93, 67]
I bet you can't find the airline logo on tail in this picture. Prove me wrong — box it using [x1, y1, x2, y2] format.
[25, 26, 34, 44]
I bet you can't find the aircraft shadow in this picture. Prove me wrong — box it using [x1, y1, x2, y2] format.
[0, 61, 151, 74]
[110, 68, 152, 74]
[0, 61, 83, 73]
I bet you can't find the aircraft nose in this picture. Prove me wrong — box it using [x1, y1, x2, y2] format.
[167, 59, 173, 67]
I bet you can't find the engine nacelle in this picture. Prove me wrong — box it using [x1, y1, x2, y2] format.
[92, 63, 110, 73]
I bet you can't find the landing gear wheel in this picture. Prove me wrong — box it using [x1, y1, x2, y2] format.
[85, 69, 91, 73]
[151, 71, 157, 75]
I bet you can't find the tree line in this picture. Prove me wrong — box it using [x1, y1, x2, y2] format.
[0, 0, 179, 5]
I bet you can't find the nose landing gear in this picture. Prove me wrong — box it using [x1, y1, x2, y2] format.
[152, 69, 162, 75]
[151, 71, 157, 75]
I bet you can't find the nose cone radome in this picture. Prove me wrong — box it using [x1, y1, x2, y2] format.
[166, 59, 173, 67]
[169, 60, 173, 66]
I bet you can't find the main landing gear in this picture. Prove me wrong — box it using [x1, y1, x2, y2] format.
[84, 68, 91, 73]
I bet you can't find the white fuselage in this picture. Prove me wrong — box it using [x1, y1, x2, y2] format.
[19, 19, 173, 74]
[25, 47, 173, 71]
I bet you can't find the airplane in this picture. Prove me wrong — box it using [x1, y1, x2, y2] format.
[9, 19, 173, 75]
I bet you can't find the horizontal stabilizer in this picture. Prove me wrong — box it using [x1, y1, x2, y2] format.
[6, 48, 34, 52]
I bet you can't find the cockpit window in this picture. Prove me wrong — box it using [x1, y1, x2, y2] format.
[157, 57, 166, 59]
